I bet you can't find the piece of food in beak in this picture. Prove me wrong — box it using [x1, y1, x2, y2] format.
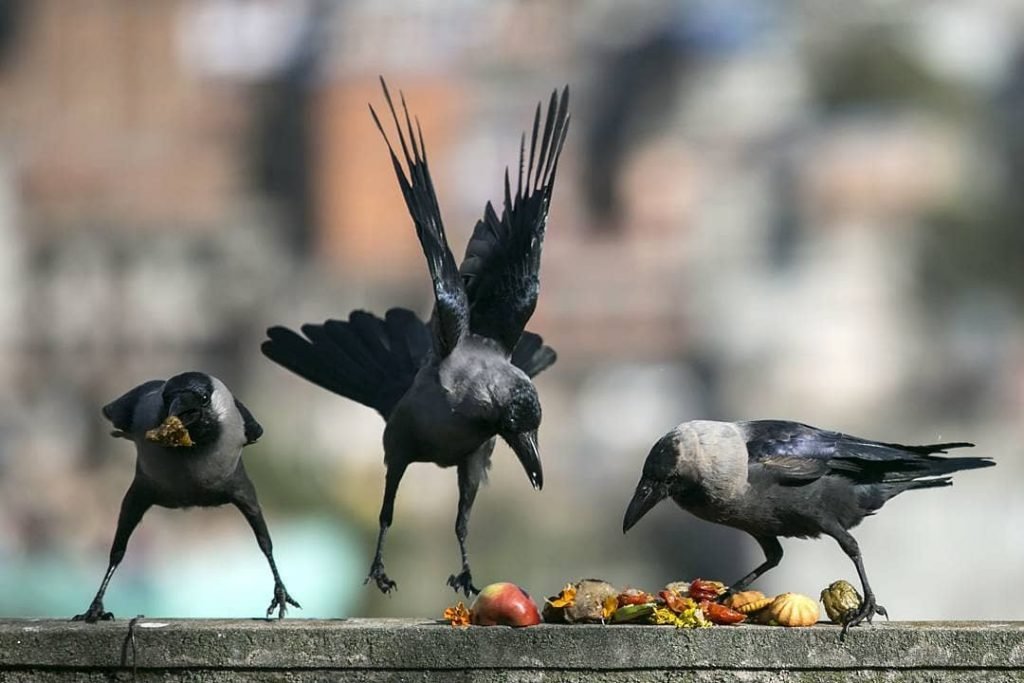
[145, 415, 194, 448]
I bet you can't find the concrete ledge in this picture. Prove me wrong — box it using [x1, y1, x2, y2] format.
[1, 619, 1022, 681]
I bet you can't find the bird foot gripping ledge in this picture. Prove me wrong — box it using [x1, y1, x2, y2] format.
[3, 619, 1023, 681]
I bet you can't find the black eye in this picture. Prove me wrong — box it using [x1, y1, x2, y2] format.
[199, 392, 210, 405]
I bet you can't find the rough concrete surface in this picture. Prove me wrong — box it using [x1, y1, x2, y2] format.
[1, 619, 1022, 682]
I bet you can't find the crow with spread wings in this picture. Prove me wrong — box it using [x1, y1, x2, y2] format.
[262, 80, 569, 596]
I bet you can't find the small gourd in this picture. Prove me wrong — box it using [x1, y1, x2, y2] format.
[820, 580, 862, 625]
[764, 592, 819, 627]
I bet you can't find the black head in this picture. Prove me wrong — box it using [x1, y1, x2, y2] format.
[498, 378, 543, 490]
[160, 372, 220, 447]
[622, 430, 681, 533]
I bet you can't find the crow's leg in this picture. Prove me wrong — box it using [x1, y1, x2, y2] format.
[366, 461, 407, 594]
[827, 526, 888, 635]
[447, 460, 483, 597]
[725, 535, 783, 596]
[231, 467, 300, 619]
[73, 481, 152, 623]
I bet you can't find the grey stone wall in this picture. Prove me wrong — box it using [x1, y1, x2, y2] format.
[1, 619, 1022, 682]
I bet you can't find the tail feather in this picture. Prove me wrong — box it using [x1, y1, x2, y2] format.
[883, 440, 975, 455]
[905, 476, 954, 491]
[882, 452, 995, 483]
[511, 331, 557, 378]
[917, 455, 994, 477]
[833, 449, 994, 484]
[262, 308, 431, 419]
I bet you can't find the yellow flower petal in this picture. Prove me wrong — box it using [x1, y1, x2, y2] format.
[548, 584, 577, 609]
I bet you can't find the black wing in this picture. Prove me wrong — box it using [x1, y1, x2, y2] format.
[459, 86, 570, 354]
[233, 398, 263, 445]
[102, 379, 164, 438]
[262, 308, 432, 421]
[510, 330, 557, 378]
[739, 420, 983, 485]
[370, 78, 468, 358]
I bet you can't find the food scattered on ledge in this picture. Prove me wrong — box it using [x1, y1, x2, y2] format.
[542, 579, 828, 628]
[821, 580, 863, 626]
[449, 578, 841, 628]
[468, 582, 541, 627]
[144, 415, 193, 448]
[543, 579, 731, 628]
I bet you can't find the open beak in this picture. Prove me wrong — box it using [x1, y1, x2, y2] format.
[167, 393, 202, 427]
[504, 430, 543, 490]
[623, 478, 664, 533]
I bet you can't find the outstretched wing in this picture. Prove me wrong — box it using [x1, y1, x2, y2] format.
[370, 78, 468, 358]
[262, 308, 432, 421]
[459, 86, 570, 354]
[739, 420, 981, 485]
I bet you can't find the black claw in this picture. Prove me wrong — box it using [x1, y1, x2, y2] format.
[365, 564, 397, 594]
[266, 583, 301, 619]
[839, 594, 887, 640]
[72, 602, 114, 624]
[446, 570, 480, 597]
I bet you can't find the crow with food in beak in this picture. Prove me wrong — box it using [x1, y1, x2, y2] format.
[74, 372, 298, 622]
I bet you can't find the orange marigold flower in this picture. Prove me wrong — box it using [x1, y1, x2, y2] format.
[443, 601, 471, 628]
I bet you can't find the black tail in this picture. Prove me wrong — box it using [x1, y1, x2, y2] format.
[833, 441, 994, 484]
[913, 453, 994, 477]
[882, 440, 976, 456]
[859, 452, 992, 511]
[884, 444, 994, 482]
[904, 476, 954, 491]
[511, 331, 557, 378]
[261, 308, 431, 420]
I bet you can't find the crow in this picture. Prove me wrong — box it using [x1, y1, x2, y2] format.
[623, 419, 993, 630]
[261, 80, 569, 596]
[74, 372, 298, 623]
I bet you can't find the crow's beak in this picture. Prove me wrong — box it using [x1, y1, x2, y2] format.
[167, 392, 202, 427]
[623, 479, 664, 533]
[504, 430, 543, 490]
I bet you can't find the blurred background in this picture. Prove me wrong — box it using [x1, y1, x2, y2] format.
[0, 0, 1021, 622]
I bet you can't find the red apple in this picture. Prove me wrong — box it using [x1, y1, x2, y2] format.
[469, 582, 542, 627]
